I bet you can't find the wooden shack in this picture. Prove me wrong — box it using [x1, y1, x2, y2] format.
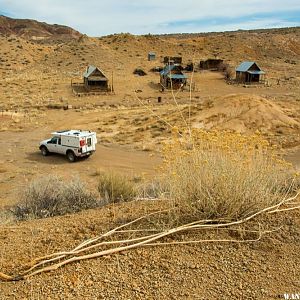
[200, 59, 223, 70]
[163, 56, 182, 65]
[236, 62, 265, 84]
[83, 65, 109, 91]
[160, 64, 187, 89]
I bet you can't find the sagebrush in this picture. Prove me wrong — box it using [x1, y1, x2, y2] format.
[13, 176, 98, 220]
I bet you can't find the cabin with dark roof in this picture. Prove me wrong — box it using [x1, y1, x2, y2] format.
[236, 62, 265, 84]
[160, 64, 187, 90]
[83, 65, 109, 91]
[200, 59, 224, 71]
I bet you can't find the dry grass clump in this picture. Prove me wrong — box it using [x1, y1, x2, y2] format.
[161, 129, 297, 223]
[97, 172, 137, 203]
[97, 171, 168, 202]
[0, 210, 15, 225]
[137, 180, 169, 200]
[13, 176, 97, 220]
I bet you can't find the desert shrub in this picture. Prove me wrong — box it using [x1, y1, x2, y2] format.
[13, 176, 97, 220]
[137, 179, 169, 199]
[133, 68, 147, 76]
[161, 129, 297, 224]
[218, 62, 233, 80]
[98, 172, 137, 203]
[46, 103, 63, 110]
[0, 210, 14, 225]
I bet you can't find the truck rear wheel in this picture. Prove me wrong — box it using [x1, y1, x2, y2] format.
[67, 151, 76, 162]
[40, 146, 49, 156]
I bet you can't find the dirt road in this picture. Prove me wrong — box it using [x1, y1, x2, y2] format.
[0, 126, 160, 208]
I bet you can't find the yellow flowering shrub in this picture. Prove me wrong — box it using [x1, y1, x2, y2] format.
[161, 129, 296, 223]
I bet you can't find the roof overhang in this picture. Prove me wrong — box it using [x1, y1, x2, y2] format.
[167, 74, 187, 79]
[87, 76, 108, 81]
[247, 71, 265, 75]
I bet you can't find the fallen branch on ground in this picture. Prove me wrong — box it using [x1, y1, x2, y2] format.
[0, 191, 299, 282]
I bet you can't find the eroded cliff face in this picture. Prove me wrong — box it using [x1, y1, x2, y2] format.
[0, 15, 82, 41]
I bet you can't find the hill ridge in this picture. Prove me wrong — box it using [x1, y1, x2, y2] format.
[0, 15, 82, 41]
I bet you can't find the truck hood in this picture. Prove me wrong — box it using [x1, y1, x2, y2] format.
[40, 139, 51, 145]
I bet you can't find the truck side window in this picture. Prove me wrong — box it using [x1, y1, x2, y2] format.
[51, 137, 58, 144]
[58, 138, 61, 145]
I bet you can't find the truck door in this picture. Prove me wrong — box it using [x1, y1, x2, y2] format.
[47, 136, 59, 153]
[56, 137, 66, 155]
[83, 135, 94, 153]
[79, 137, 88, 153]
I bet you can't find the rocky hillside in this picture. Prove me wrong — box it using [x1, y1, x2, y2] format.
[0, 15, 82, 41]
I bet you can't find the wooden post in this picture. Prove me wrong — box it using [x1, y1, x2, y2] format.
[111, 71, 114, 93]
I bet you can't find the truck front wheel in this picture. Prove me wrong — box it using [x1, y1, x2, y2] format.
[67, 151, 76, 162]
[40, 146, 49, 156]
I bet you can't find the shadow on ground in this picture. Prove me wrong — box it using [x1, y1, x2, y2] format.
[26, 152, 87, 165]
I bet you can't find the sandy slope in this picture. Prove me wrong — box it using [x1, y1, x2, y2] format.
[193, 94, 300, 133]
[0, 201, 299, 299]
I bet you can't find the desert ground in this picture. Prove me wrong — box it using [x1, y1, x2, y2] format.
[0, 16, 300, 299]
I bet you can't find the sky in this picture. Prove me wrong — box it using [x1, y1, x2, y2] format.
[0, 0, 299, 36]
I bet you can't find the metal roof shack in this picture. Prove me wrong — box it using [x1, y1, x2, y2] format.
[236, 61, 266, 84]
[160, 64, 187, 90]
[83, 65, 109, 91]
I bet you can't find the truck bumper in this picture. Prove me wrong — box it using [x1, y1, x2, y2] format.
[77, 151, 94, 157]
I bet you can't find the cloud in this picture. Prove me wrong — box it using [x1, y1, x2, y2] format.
[161, 10, 300, 34]
[0, 0, 299, 35]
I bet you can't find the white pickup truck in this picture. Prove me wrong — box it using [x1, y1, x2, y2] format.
[39, 130, 97, 162]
